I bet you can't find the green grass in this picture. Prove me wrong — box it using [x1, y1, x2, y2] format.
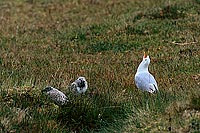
[0, 0, 200, 132]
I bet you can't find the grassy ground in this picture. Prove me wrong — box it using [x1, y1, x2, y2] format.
[0, 0, 200, 132]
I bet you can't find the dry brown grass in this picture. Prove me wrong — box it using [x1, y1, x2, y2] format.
[0, 0, 200, 132]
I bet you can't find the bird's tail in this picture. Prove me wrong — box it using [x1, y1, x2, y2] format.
[149, 84, 159, 93]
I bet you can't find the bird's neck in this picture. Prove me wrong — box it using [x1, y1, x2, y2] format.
[137, 63, 149, 73]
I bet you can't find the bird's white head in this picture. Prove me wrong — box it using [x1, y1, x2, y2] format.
[77, 76, 86, 82]
[137, 52, 150, 72]
[78, 76, 88, 88]
[42, 86, 53, 93]
[71, 76, 88, 94]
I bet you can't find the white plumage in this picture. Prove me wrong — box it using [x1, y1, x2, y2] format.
[70, 77, 88, 94]
[134, 52, 158, 93]
[42, 86, 69, 105]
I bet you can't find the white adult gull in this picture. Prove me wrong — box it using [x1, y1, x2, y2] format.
[70, 76, 88, 94]
[134, 52, 158, 93]
[42, 86, 69, 105]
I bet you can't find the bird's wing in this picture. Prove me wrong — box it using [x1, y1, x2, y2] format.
[50, 89, 66, 99]
[148, 73, 158, 91]
[135, 72, 158, 92]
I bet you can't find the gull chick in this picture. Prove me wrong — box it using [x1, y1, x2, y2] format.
[70, 77, 88, 94]
[42, 86, 69, 105]
[134, 52, 158, 93]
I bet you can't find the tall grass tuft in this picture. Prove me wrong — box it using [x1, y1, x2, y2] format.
[57, 92, 132, 132]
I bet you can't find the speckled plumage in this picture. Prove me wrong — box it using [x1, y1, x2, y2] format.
[134, 53, 158, 93]
[70, 77, 88, 94]
[42, 86, 69, 105]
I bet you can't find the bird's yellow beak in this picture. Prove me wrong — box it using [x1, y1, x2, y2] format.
[143, 51, 147, 58]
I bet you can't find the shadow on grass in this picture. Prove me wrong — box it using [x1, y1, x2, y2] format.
[85, 40, 138, 53]
[133, 4, 186, 22]
[57, 93, 131, 132]
[0, 86, 132, 132]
